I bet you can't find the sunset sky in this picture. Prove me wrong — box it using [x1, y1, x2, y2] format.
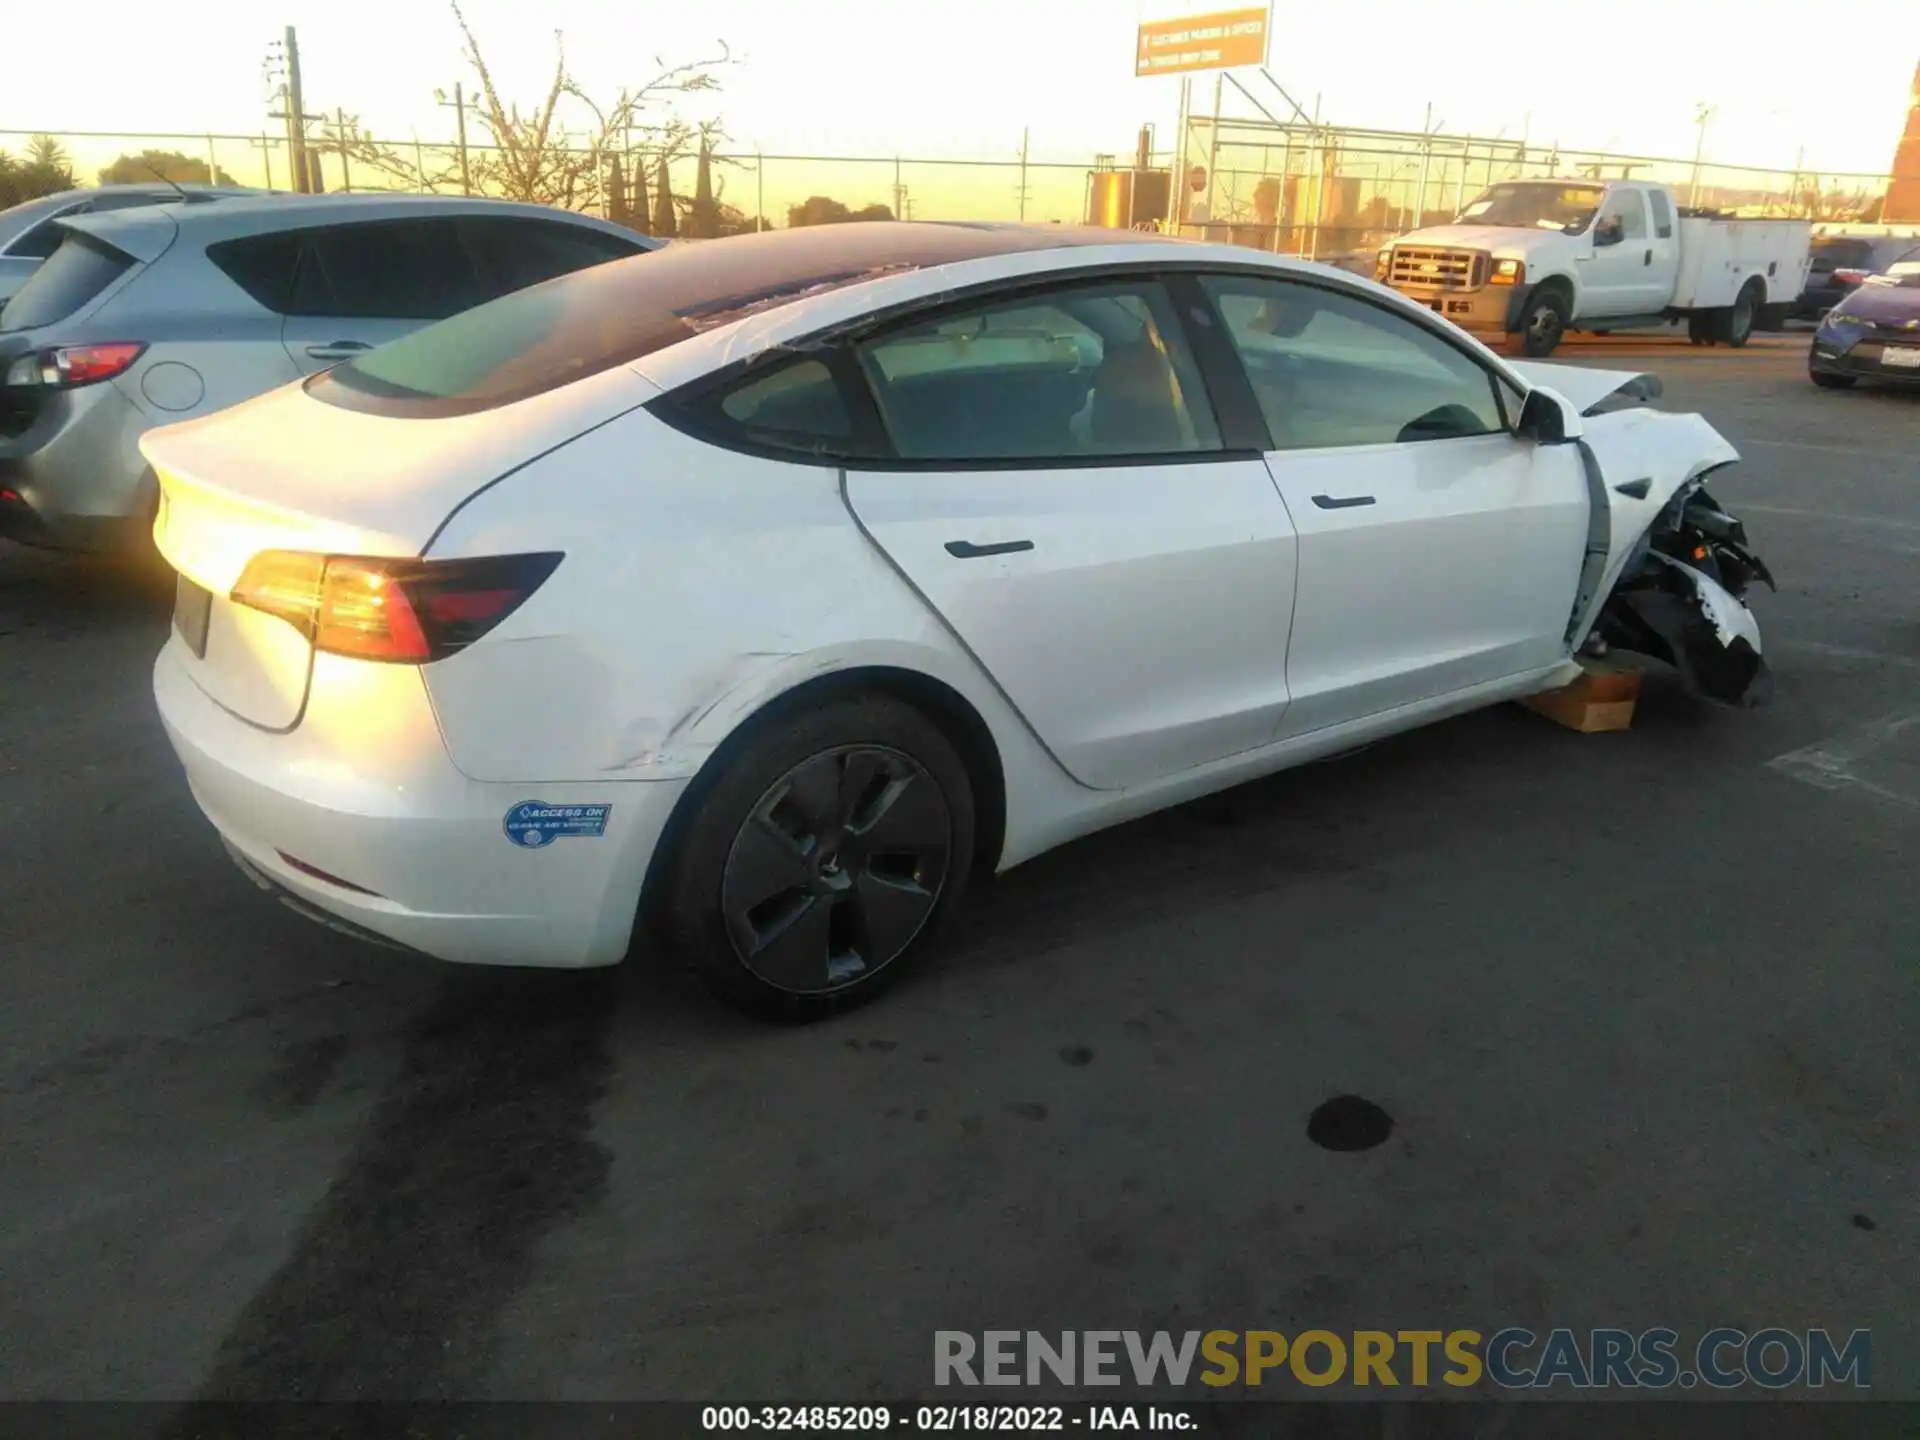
[4, 0, 1915, 205]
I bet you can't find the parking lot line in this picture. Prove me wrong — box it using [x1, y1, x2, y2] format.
[1767, 708, 1920, 814]
[1776, 639, 1920, 671]
[1739, 437, 1920, 464]
[1734, 502, 1920, 534]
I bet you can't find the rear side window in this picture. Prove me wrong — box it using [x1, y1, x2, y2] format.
[291, 219, 484, 321]
[5, 209, 86, 261]
[0, 233, 135, 331]
[1648, 190, 1674, 239]
[206, 231, 303, 313]
[459, 216, 645, 301]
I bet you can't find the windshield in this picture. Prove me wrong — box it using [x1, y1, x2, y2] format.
[1455, 182, 1606, 232]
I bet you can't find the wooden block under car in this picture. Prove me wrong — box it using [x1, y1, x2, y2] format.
[1518, 658, 1642, 733]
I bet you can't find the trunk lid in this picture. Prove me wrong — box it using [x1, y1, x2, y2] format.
[146, 362, 653, 729]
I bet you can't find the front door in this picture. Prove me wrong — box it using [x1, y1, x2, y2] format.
[839, 277, 1300, 790]
[1580, 187, 1656, 318]
[1196, 272, 1591, 737]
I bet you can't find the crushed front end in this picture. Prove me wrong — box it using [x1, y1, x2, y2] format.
[1586, 476, 1776, 707]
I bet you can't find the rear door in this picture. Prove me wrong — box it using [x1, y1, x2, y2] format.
[279, 217, 486, 374]
[1640, 187, 1682, 309]
[1197, 272, 1590, 736]
[834, 276, 1300, 791]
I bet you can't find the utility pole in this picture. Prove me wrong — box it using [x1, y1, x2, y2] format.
[436, 84, 475, 194]
[1017, 127, 1030, 222]
[284, 26, 309, 193]
[266, 27, 319, 193]
[333, 108, 352, 192]
[454, 83, 471, 195]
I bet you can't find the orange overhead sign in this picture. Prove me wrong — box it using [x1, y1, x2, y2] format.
[1135, 7, 1271, 77]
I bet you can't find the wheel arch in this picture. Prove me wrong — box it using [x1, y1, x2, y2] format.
[634, 664, 1010, 940]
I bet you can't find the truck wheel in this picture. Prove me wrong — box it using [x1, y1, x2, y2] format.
[1687, 314, 1715, 346]
[1717, 281, 1762, 347]
[1518, 286, 1570, 357]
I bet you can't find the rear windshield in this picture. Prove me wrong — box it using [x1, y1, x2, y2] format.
[0, 232, 136, 331]
[1810, 238, 1874, 269]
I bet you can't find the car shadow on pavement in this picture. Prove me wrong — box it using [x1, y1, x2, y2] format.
[0, 539, 173, 639]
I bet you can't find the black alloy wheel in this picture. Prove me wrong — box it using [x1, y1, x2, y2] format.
[722, 744, 952, 994]
[657, 693, 976, 1018]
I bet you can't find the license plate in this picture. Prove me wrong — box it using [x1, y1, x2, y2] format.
[173, 574, 212, 658]
[1883, 346, 1920, 369]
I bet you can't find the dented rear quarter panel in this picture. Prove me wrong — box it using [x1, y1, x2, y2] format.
[417, 408, 1088, 863]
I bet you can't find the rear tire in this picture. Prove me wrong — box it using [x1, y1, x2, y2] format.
[1717, 281, 1762, 347]
[1687, 313, 1715, 346]
[659, 693, 976, 1020]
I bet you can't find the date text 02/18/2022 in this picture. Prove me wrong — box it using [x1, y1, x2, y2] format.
[700, 1405, 1195, 1431]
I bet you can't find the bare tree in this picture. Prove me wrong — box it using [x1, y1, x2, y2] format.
[449, 0, 731, 213]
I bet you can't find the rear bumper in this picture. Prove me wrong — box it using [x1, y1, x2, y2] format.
[0, 381, 156, 550]
[1390, 282, 1528, 334]
[153, 634, 690, 968]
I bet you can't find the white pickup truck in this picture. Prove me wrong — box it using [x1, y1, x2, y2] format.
[1376, 178, 1813, 357]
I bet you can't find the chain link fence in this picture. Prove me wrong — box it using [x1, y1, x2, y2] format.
[4, 124, 1897, 257]
[1175, 116, 1898, 267]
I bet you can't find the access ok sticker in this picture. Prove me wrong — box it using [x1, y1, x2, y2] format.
[504, 801, 613, 849]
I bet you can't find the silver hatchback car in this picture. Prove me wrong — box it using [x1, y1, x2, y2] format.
[0, 193, 661, 551]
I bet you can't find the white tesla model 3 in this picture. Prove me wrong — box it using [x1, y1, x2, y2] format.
[144, 222, 1773, 1017]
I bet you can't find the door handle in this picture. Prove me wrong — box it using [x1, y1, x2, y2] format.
[1644, 249, 1653, 265]
[305, 340, 372, 361]
[1311, 494, 1375, 510]
[945, 539, 1034, 559]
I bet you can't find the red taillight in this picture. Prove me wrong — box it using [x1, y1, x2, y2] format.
[49, 342, 147, 387]
[1832, 268, 1872, 287]
[229, 551, 563, 664]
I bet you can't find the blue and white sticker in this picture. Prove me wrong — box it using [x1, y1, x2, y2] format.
[504, 800, 613, 849]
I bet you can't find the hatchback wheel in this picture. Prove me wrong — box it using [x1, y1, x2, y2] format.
[660, 694, 975, 1018]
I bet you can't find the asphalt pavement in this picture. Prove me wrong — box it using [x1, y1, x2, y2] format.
[1, 331, 1915, 1407]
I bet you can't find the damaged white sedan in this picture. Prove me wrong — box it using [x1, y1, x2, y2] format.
[141, 223, 1772, 1017]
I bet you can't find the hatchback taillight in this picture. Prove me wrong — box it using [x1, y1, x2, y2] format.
[229, 551, 563, 663]
[2, 342, 147, 389]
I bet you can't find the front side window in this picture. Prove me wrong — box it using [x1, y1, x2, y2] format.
[1201, 274, 1506, 450]
[290, 219, 484, 321]
[854, 280, 1219, 461]
[1597, 190, 1649, 242]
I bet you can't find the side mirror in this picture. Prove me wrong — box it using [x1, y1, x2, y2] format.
[1517, 385, 1583, 444]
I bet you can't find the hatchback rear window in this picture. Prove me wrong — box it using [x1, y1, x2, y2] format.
[0, 232, 136, 331]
